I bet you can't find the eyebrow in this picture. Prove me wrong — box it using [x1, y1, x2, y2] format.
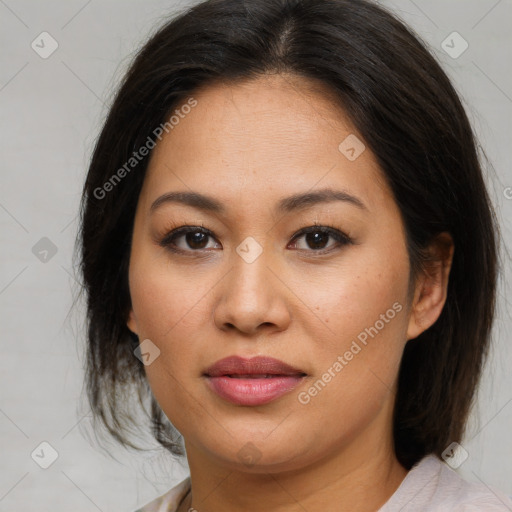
[149, 187, 367, 215]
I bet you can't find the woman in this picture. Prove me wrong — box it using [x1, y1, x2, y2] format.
[77, 0, 512, 510]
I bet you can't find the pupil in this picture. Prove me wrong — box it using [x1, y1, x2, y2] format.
[306, 231, 328, 249]
[187, 231, 207, 249]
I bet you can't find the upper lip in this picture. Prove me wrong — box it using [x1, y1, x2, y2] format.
[204, 356, 306, 377]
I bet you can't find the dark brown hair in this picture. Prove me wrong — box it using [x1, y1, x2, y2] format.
[77, 0, 499, 469]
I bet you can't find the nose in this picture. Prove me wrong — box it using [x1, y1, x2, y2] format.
[213, 245, 292, 335]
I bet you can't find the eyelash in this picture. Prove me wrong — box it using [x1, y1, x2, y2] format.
[158, 222, 353, 256]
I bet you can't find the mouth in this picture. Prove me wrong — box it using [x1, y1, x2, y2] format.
[224, 374, 299, 378]
[204, 356, 307, 406]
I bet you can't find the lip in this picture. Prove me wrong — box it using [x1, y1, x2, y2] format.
[204, 356, 307, 406]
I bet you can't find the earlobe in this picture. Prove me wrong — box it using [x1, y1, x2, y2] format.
[127, 309, 138, 336]
[406, 232, 454, 341]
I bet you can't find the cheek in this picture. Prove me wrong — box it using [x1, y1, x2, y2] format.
[128, 260, 207, 421]
[291, 244, 410, 402]
[128, 254, 215, 400]
[290, 245, 409, 348]
[129, 254, 211, 338]
[294, 285, 407, 447]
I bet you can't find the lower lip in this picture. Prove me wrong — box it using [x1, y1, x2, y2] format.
[205, 375, 305, 406]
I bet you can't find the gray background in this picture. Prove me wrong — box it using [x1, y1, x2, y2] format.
[0, 0, 511, 510]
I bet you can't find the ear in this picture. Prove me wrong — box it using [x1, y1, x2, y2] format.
[127, 309, 139, 336]
[407, 232, 454, 341]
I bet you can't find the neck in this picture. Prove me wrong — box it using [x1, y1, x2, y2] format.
[182, 418, 407, 512]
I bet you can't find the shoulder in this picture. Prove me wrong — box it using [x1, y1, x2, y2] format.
[379, 455, 512, 511]
[134, 476, 191, 512]
[436, 459, 512, 511]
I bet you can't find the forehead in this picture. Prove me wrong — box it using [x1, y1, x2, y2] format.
[141, 74, 392, 214]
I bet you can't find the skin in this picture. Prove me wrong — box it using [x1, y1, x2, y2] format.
[127, 74, 454, 512]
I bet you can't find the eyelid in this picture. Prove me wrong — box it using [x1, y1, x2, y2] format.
[159, 225, 218, 249]
[288, 224, 353, 253]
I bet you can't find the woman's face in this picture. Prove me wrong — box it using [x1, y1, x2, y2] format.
[127, 74, 422, 473]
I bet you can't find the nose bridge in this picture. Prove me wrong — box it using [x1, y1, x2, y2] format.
[213, 235, 290, 334]
[232, 235, 270, 296]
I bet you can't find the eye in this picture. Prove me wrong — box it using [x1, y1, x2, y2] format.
[159, 223, 353, 256]
[159, 226, 220, 253]
[288, 225, 352, 254]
